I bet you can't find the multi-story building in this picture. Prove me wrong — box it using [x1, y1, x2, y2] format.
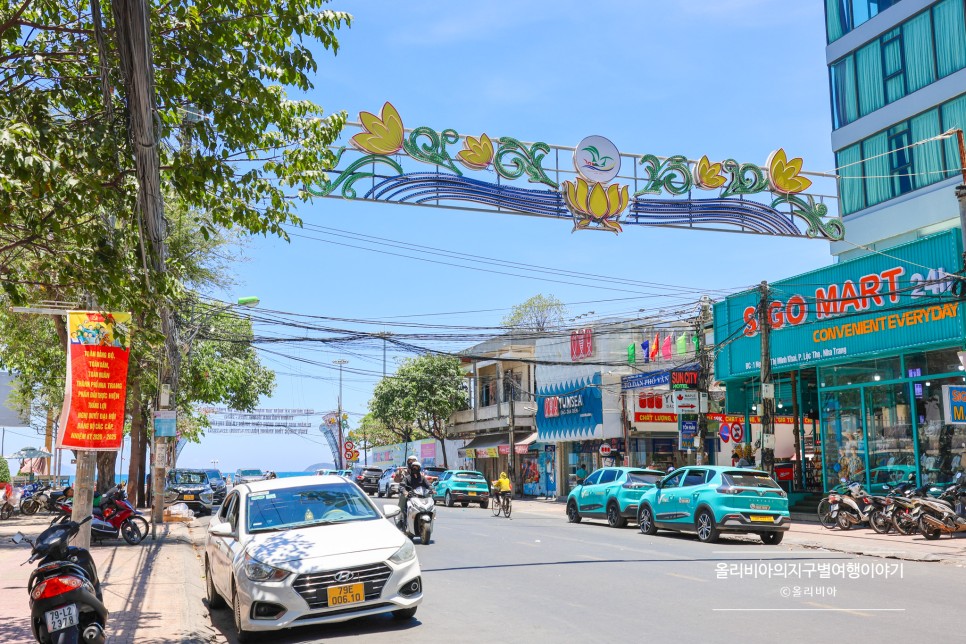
[446, 332, 542, 490]
[826, 0, 966, 258]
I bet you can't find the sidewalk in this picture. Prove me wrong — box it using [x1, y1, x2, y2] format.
[508, 497, 966, 566]
[0, 513, 225, 644]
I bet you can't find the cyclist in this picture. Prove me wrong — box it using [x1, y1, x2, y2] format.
[491, 471, 512, 508]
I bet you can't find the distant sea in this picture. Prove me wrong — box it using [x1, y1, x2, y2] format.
[56, 471, 312, 486]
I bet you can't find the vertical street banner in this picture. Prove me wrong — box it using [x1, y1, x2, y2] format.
[56, 311, 132, 451]
[320, 412, 341, 464]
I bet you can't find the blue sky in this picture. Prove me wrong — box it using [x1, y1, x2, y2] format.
[177, 1, 838, 474]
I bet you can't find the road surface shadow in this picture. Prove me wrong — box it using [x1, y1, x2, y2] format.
[207, 603, 421, 643]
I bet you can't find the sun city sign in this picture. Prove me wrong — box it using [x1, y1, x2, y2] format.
[309, 102, 844, 240]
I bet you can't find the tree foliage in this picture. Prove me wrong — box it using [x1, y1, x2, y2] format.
[368, 354, 467, 467]
[348, 413, 405, 450]
[502, 294, 567, 332]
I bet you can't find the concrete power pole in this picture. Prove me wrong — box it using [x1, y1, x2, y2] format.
[758, 281, 775, 473]
[695, 296, 713, 466]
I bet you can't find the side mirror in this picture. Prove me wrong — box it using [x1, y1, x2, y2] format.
[654, 481, 663, 490]
[209, 523, 233, 538]
[11, 532, 25, 544]
[956, 472, 963, 481]
[383, 505, 401, 519]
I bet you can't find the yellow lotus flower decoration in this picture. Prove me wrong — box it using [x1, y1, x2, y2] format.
[767, 148, 812, 194]
[694, 155, 726, 190]
[563, 177, 629, 233]
[457, 134, 494, 170]
[351, 102, 405, 155]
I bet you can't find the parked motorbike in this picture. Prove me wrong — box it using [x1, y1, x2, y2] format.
[827, 480, 876, 530]
[867, 481, 917, 534]
[2, 483, 22, 520]
[49, 486, 148, 545]
[11, 515, 108, 643]
[21, 483, 52, 516]
[397, 485, 436, 544]
[917, 473, 966, 540]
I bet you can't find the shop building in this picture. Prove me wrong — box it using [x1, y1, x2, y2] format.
[535, 321, 654, 497]
[445, 333, 546, 493]
[714, 229, 966, 493]
[825, 0, 966, 258]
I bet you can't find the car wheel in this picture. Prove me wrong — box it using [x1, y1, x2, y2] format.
[205, 558, 226, 609]
[444, 491, 454, 508]
[460, 502, 469, 508]
[566, 500, 581, 524]
[606, 502, 627, 528]
[377, 490, 384, 498]
[760, 531, 784, 545]
[392, 607, 417, 620]
[695, 509, 720, 543]
[232, 581, 253, 643]
[638, 505, 658, 535]
[480, 500, 489, 509]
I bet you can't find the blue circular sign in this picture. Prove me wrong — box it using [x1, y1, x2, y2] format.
[719, 422, 730, 442]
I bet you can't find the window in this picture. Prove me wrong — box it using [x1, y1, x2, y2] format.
[881, 29, 905, 104]
[223, 493, 239, 532]
[598, 469, 618, 485]
[888, 124, 913, 197]
[827, 0, 903, 43]
[246, 483, 379, 533]
[836, 144, 865, 215]
[582, 470, 603, 486]
[681, 470, 708, 487]
[829, 2, 966, 128]
[661, 471, 685, 488]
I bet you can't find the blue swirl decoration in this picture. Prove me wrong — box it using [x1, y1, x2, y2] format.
[536, 373, 604, 442]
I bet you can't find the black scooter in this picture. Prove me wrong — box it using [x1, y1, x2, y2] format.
[11, 516, 108, 644]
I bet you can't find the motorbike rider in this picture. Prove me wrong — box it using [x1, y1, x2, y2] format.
[395, 456, 432, 518]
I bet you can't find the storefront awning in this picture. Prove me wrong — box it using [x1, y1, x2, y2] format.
[458, 432, 537, 458]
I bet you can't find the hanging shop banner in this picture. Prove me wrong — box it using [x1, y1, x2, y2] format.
[714, 230, 965, 381]
[942, 385, 966, 425]
[536, 373, 604, 442]
[153, 410, 177, 437]
[56, 311, 132, 451]
[679, 420, 698, 450]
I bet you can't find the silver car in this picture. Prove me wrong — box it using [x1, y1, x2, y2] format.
[204, 475, 422, 641]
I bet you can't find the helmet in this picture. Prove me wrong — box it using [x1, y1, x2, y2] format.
[406, 455, 418, 465]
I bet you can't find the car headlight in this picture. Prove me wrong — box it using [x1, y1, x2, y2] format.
[164, 490, 177, 502]
[389, 539, 416, 564]
[244, 552, 290, 582]
[201, 492, 213, 502]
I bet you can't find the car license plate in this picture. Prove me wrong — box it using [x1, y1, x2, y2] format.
[327, 583, 364, 606]
[750, 504, 770, 510]
[45, 604, 78, 633]
[468, 491, 477, 496]
[750, 515, 773, 523]
[183, 494, 195, 500]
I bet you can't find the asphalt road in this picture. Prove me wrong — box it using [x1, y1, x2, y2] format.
[202, 500, 966, 643]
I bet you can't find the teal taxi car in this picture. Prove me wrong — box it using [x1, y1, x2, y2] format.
[566, 467, 665, 528]
[433, 470, 490, 508]
[636, 466, 790, 544]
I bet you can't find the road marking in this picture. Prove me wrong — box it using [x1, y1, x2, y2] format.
[804, 601, 880, 617]
[713, 608, 903, 612]
[665, 572, 706, 583]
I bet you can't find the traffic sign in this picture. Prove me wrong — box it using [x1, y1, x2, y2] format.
[719, 422, 730, 442]
[731, 422, 744, 443]
[599, 443, 612, 457]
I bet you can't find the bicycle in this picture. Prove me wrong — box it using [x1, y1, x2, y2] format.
[490, 488, 512, 518]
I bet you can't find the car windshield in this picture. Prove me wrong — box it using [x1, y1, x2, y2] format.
[247, 482, 380, 533]
[722, 472, 780, 488]
[625, 471, 662, 486]
[454, 472, 485, 481]
[239, 470, 262, 476]
[205, 471, 223, 482]
[169, 471, 206, 485]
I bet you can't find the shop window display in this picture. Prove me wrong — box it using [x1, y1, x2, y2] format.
[915, 377, 966, 485]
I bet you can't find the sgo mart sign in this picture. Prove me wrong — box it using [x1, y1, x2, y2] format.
[715, 231, 965, 380]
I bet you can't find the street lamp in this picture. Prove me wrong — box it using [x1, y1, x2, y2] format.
[210, 459, 219, 471]
[333, 360, 349, 469]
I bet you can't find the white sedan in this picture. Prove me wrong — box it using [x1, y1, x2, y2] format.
[204, 475, 423, 641]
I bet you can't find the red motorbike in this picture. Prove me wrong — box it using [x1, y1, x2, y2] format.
[50, 485, 149, 545]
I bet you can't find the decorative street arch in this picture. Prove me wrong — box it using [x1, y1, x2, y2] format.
[309, 102, 844, 241]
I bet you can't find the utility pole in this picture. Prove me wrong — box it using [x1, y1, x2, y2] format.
[506, 370, 516, 494]
[334, 360, 348, 469]
[695, 295, 713, 466]
[953, 129, 966, 264]
[758, 281, 775, 473]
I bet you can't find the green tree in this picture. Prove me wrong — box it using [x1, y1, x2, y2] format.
[348, 413, 400, 451]
[502, 294, 568, 332]
[375, 354, 468, 468]
[0, 456, 11, 484]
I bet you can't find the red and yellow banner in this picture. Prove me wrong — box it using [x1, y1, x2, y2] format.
[56, 311, 132, 451]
